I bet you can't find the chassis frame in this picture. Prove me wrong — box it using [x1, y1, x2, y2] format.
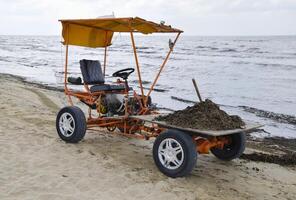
[57, 17, 262, 177]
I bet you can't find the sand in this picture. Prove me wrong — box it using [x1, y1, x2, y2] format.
[1, 74, 296, 200]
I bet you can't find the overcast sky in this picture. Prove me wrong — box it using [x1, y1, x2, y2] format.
[0, 0, 295, 36]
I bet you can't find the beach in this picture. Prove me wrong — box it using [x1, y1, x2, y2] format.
[0, 73, 296, 200]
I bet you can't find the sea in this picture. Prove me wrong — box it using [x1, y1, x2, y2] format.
[0, 35, 295, 138]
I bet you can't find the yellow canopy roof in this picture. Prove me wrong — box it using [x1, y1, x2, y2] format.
[59, 17, 182, 48]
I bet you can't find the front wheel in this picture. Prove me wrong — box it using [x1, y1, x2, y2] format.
[153, 129, 197, 178]
[210, 132, 246, 161]
[56, 106, 86, 143]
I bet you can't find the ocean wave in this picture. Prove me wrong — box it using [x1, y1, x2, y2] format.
[245, 47, 269, 54]
[0, 46, 14, 52]
[174, 51, 194, 56]
[266, 55, 295, 60]
[233, 39, 267, 42]
[231, 61, 296, 69]
[255, 63, 296, 69]
[195, 45, 219, 50]
[232, 61, 250, 65]
[34, 48, 61, 53]
[179, 48, 192, 51]
[0, 56, 12, 62]
[219, 48, 238, 53]
[169, 56, 190, 61]
[136, 50, 157, 54]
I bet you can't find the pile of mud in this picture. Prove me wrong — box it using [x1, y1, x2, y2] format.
[156, 99, 245, 130]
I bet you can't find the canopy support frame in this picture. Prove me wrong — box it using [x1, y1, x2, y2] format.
[61, 18, 183, 111]
[130, 32, 145, 100]
[103, 31, 108, 75]
[64, 25, 73, 106]
[145, 32, 181, 105]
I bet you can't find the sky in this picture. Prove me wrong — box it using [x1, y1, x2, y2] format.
[0, 0, 295, 36]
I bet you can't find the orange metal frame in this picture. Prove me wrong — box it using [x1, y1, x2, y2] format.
[62, 27, 230, 154]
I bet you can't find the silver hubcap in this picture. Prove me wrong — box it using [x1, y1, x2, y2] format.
[158, 138, 184, 170]
[59, 112, 75, 137]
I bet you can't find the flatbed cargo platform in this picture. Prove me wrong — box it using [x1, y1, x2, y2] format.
[130, 114, 263, 137]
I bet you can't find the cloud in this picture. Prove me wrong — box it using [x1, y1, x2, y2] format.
[0, 0, 295, 35]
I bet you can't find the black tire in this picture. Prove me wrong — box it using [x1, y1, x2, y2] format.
[153, 129, 197, 178]
[210, 132, 246, 161]
[56, 106, 86, 143]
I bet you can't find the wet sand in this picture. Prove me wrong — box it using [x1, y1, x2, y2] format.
[1, 74, 296, 200]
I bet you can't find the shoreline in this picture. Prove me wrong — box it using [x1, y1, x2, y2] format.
[0, 73, 65, 92]
[0, 73, 296, 199]
[3, 73, 296, 127]
[3, 72, 296, 136]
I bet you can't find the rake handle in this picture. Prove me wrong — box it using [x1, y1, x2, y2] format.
[192, 78, 203, 102]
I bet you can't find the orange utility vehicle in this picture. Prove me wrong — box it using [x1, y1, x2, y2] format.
[56, 17, 261, 177]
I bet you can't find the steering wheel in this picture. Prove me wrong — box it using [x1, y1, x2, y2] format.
[112, 68, 135, 80]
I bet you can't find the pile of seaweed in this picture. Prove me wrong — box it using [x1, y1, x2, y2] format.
[156, 99, 245, 130]
[241, 152, 296, 166]
[240, 136, 296, 166]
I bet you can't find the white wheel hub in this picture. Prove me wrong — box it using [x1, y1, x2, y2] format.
[59, 112, 75, 137]
[158, 138, 184, 170]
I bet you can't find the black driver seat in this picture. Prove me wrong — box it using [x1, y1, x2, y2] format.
[80, 59, 126, 93]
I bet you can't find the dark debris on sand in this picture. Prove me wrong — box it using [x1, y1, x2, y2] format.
[241, 136, 296, 166]
[156, 99, 245, 130]
[241, 152, 296, 166]
[247, 136, 296, 154]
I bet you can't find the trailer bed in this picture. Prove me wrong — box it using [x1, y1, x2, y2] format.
[130, 114, 263, 136]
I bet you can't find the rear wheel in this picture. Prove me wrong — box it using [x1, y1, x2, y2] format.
[153, 129, 197, 178]
[56, 106, 86, 143]
[210, 132, 246, 161]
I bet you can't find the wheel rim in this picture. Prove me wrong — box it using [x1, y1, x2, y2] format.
[59, 112, 75, 137]
[158, 138, 184, 170]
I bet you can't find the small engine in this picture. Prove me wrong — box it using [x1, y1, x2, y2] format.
[96, 92, 153, 117]
[96, 94, 125, 116]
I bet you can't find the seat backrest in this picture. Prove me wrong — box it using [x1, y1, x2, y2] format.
[80, 59, 105, 84]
